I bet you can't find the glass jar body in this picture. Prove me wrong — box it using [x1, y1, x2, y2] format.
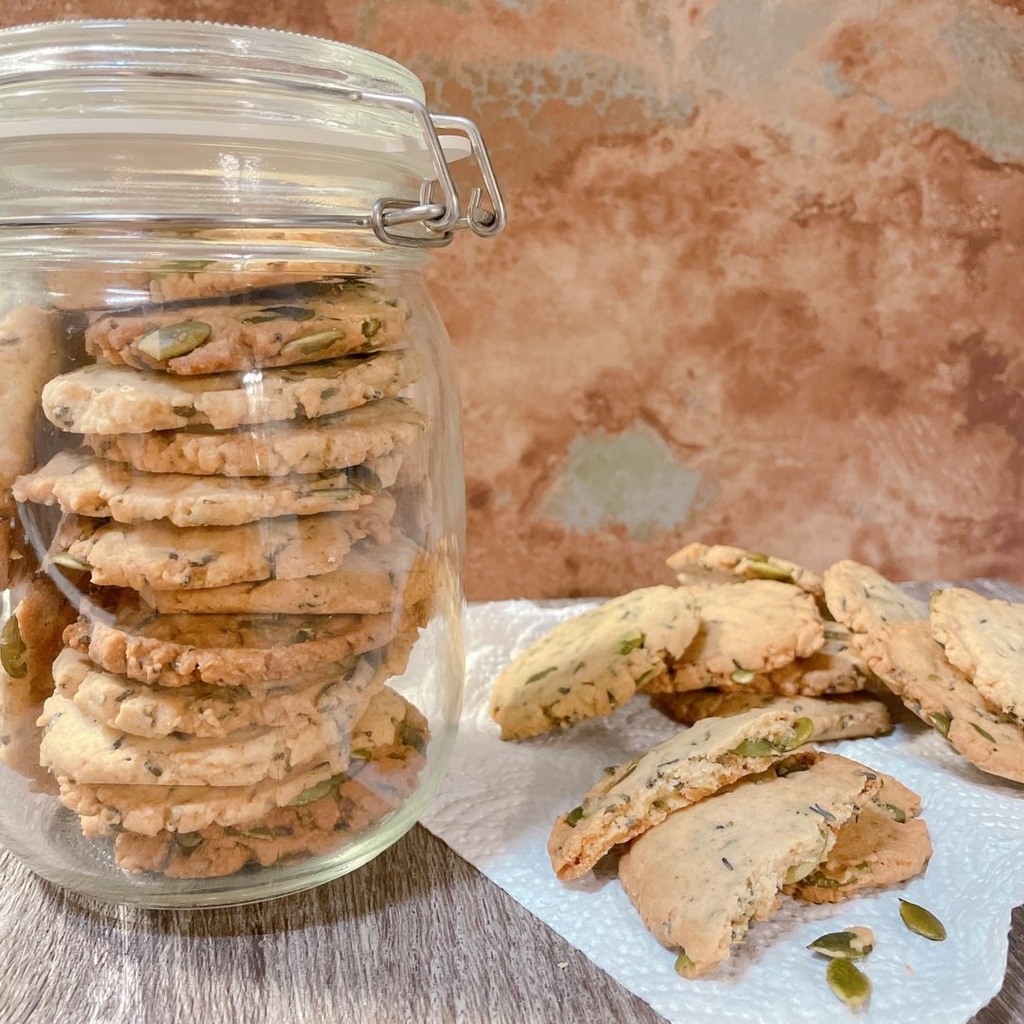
[0, 234, 466, 907]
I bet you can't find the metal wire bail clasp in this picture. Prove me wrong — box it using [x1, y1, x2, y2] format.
[370, 95, 507, 248]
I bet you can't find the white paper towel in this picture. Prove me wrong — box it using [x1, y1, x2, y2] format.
[420, 598, 1024, 1024]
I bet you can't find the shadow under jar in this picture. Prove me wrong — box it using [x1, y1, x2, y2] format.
[0, 19, 505, 908]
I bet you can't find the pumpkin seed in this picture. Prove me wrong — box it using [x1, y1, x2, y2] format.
[156, 259, 216, 273]
[731, 737, 777, 757]
[242, 305, 316, 324]
[808, 926, 875, 960]
[564, 805, 585, 828]
[785, 858, 820, 884]
[898, 899, 946, 940]
[730, 667, 756, 684]
[281, 330, 345, 356]
[289, 776, 339, 806]
[361, 317, 382, 339]
[176, 831, 204, 849]
[782, 716, 814, 750]
[618, 631, 645, 656]
[348, 463, 383, 494]
[826, 957, 871, 1011]
[50, 552, 92, 572]
[0, 616, 27, 678]
[929, 709, 952, 738]
[875, 801, 907, 824]
[673, 950, 694, 975]
[971, 721, 996, 744]
[137, 320, 212, 360]
[775, 755, 810, 776]
[743, 559, 793, 583]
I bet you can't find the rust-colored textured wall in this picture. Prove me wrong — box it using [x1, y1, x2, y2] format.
[4, 0, 1024, 599]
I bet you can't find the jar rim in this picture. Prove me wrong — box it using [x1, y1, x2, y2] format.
[0, 19, 426, 101]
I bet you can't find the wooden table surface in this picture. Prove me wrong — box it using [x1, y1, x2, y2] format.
[0, 822, 1021, 1023]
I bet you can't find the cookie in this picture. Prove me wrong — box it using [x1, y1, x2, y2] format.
[823, 559, 926, 634]
[38, 690, 359, 787]
[651, 691, 892, 742]
[49, 498, 395, 591]
[48, 260, 374, 310]
[64, 593, 425, 688]
[787, 773, 931, 903]
[110, 689, 429, 878]
[667, 542, 824, 600]
[85, 396, 426, 477]
[857, 620, 1024, 784]
[643, 580, 825, 693]
[84, 280, 407, 375]
[0, 574, 76, 788]
[547, 706, 816, 881]
[14, 448, 401, 527]
[750, 627, 873, 696]
[616, 752, 882, 978]
[52, 646, 382, 739]
[930, 587, 1024, 722]
[43, 349, 421, 434]
[0, 306, 64, 588]
[137, 532, 433, 616]
[62, 757, 342, 837]
[489, 585, 701, 741]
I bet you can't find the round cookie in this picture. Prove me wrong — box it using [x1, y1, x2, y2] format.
[52, 646, 382, 739]
[823, 559, 926, 634]
[857, 619, 1024, 784]
[110, 688, 429, 878]
[651, 691, 892, 742]
[84, 280, 407, 375]
[38, 692, 355, 787]
[930, 587, 1024, 722]
[667, 542, 824, 600]
[48, 260, 375, 310]
[60, 757, 343, 837]
[64, 593, 427, 688]
[137, 533, 433, 616]
[489, 585, 702, 741]
[43, 349, 421, 434]
[85, 396, 426, 477]
[644, 579, 826, 693]
[14, 448, 401, 527]
[547, 706, 815, 881]
[49, 498, 395, 591]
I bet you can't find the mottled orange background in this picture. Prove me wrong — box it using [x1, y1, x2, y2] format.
[5, 0, 1024, 600]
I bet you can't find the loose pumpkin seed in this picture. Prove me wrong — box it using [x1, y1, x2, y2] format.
[899, 899, 946, 940]
[136, 320, 212, 360]
[808, 926, 875, 960]
[0, 616, 27, 678]
[826, 957, 871, 1011]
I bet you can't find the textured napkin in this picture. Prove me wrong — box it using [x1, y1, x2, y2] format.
[420, 597, 1024, 1024]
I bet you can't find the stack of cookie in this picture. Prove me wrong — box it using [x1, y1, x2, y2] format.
[7, 261, 438, 878]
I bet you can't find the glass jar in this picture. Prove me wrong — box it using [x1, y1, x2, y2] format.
[0, 19, 504, 907]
